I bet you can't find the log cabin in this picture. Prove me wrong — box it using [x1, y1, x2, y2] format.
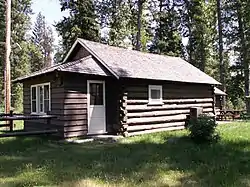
[14, 38, 220, 138]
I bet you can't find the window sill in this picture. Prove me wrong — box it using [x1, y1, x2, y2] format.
[31, 112, 47, 116]
[147, 102, 164, 106]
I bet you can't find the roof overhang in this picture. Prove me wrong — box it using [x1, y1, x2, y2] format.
[214, 87, 227, 95]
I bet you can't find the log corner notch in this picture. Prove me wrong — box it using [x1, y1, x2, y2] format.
[211, 85, 216, 117]
[118, 92, 128, 137]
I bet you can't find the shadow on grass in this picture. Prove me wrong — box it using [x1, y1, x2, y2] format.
[0, 135, 250, 186]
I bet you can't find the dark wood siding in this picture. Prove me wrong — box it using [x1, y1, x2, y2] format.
[62, 73, 88, 138]
[121, 79, 214, 133]
[62, 73, 118, 138]
[22, 72, 215, 137]
[67, 43, 91, 61]
[22, 71, 119, 138]
[106, 79, 120, 133]
[23, 72, 65, 137]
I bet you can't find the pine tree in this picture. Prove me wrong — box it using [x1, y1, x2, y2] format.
[135, 0, 146, 50]
[221, 0, 250, 109]
[149, 0, 182, 56]
[185, 0, 206, 71]
[107, 0, 133, 48]
[10, 0, 33, 111]
[236, 0, 250, 111]
[96, 0, 151, 50]
[56, 0, 100, 52]
[31, 12, 54, 71]
[217, 0, 224, 90]
[53, 40, 65, 63]
[132, 0, 151, 51]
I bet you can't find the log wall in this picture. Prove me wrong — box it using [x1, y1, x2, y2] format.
[23, 71, 118, 138]
[23, 72, 215, 137]
[62, 73, 88, 138]
[62, 73, 118, 137]
[23, 72, 65, 137]
[121, 79, 214, 134]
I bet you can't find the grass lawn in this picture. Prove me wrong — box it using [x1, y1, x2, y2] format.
[0, 122, 250, 187]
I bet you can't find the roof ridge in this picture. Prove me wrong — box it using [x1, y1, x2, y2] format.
[78, 38, 179, 59]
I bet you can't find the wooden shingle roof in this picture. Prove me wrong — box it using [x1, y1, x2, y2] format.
[76, 39, 220, 85]
[13, 56, 110, 82]
[15, 38, 220, 85]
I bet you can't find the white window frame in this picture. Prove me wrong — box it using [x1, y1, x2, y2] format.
[30, 82, 51, 115]
[148, 85, 163, 104]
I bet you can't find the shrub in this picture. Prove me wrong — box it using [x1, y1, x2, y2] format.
[240, 112, 250, 120]
[186, 114, 220, 143]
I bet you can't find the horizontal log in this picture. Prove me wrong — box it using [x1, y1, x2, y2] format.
[127, 108, 214, 118]
[64, 104, 87, 110]
[127, 90, 212, 96]
[128, 93, 212, 100]
[58, 114, 87, 121]
[0, 124, 10, 128]
[126, 85, 211, 93]
[58, 116, 88, 122]
[202, 108, 214, 113]
[127, 109, 190, 118]
[127, 98, 213, 105]
[63, 109, 87, 115]
[128, 126, 185, 136]
[127, 114, 187, 125]
[24, 121, 64, 129]
[53, 92, 87, 99]
[0, 129, 58, 138]
[52, 98, 87, 104]
[127, 103, 213, 111]
[127, 121, 185, 131]
[24, 97, 87, 105]
[64, 125, 87, 132]
[0, 115, 56, 121]
[64, 130, 88, 138]
[62, 120, 87, 126]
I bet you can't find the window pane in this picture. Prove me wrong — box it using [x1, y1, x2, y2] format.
[44, 85, 49, 99]
[90, 83, 103, 105]
[44, 100, 49, 113]
[39, 86, 44, 112]
[40, 103, 43, 112]
[32, 101, 36, 113]
[31, 87, 36, 100]
[151, 89, 160, 99]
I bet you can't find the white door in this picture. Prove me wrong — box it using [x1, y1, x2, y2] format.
[87, 80, 106, 134]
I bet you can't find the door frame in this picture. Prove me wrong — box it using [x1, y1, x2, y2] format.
[87, 80, 106, 134]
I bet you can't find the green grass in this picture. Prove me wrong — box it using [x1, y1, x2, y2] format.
[0, 122, 250, 187]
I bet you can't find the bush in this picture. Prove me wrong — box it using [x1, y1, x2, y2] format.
[186, 114, 220, 143]
[240, 112, 250, 120]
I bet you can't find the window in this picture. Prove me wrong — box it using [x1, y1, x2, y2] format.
[31, 83, 50, 114]
[89, 83, 104, 105]
[148, 85, 163, 104]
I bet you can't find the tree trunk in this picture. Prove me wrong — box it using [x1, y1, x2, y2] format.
[4, 0, 11, 115]
[136, 0, 143, 51]
[216, 0, 226, 109]
[200, 35, 205, 72]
